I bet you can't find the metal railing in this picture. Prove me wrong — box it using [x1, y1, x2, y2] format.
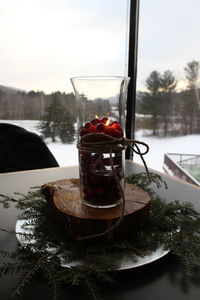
[163, 153, 200, 186]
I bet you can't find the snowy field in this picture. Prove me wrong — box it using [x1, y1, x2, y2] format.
[134, 130, 200, 172]
[1, 120, 200, 173]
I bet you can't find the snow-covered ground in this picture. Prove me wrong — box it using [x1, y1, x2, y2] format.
[134, 130, 200, 172]
[1, 120, 200, 173]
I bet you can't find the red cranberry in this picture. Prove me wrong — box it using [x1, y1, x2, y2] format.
[96, 123, 106, 132]
[84, 122, 92, 129]
[112, 129, 121, 138]
[88, 125, 97, 133]
[80, 128, 89, 136]
[101, 117, 109, 124]
[81, 165, 91, 174]
[82, 134, 95, 142]
[81, 154, 91, 164]
[105, 126, 114, 136]
[87, 188, 96, 197]
[91, 118, 100, 126]
[82, 170, 91, 179]
[95, 134, 109, 142]
[81, 152, 91, 158]
[112, 122, 121, 130]
[96, 187, 104, 195]
[91, 176, 100, 185]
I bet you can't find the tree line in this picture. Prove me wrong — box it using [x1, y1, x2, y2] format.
[0, 87, 111, 143]
[1, 59, 200, 140]
[0, 88, 76, 121]
[136, 60, 200, 136]
[0, 89, 78, 143]
[36, 92, 112, 143]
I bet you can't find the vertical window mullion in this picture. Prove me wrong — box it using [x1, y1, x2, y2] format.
[126, 0, 140, 160]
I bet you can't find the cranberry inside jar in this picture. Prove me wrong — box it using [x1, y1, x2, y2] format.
[79, 118, 124, 208]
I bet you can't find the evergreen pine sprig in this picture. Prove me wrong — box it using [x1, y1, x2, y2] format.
[0, 173, 200, 299]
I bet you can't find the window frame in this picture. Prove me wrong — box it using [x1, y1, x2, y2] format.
[126, 0, 140, 160]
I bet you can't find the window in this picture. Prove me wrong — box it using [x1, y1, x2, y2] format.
[134, 0, 200, 185]
[2, 0, 199, 184]
[0, 0, 130, 167]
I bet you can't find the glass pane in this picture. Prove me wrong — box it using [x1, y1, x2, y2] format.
[135, 0, 200, 186]
[0, 0, 129, 168]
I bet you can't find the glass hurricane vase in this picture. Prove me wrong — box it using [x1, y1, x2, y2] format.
[71, 76, 130, 208]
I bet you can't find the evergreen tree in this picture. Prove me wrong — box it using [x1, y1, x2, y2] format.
[37, 92, 64, 142]
[37, 93, 76, 143]
[181, 60, 200, 134]
[59, 111, 76, 143]
[37, 120, 52, 139]
[137, 70, 176, 136]
[185, 60, 199, 89]
[137, 71, 162, 135]
[160, 70, 177, 136]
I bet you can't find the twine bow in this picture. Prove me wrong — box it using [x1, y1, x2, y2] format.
[76, 133, 151, 240]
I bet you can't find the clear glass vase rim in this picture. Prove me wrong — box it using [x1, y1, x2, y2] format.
[70, 76, 130, 81]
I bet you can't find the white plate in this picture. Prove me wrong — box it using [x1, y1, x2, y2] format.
[15, 219, 170, 270]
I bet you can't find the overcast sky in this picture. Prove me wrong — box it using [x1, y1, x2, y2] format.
[0, 0, 200, 94]
[138, 0, 200, 90]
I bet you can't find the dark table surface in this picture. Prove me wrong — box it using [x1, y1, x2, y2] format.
[0, 161, 200, 299]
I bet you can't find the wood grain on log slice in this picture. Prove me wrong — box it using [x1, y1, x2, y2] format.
[43, 179, 150, 240]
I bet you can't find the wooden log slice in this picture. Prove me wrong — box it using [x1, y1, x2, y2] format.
[43, 178, 150, 241]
